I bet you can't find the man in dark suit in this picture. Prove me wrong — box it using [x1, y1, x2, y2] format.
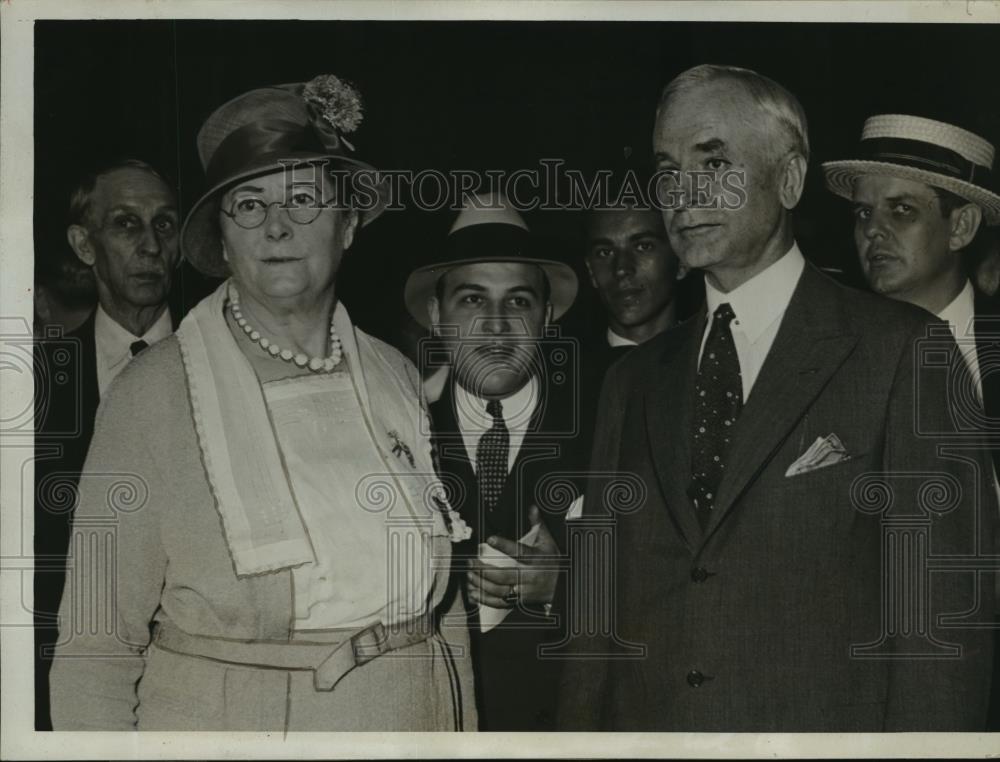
[822, 113, 1000, 467]
[34, 159, 180, 729]
[557, 65, 996, 731]
[579, 202, 688, 447]
[404, 194, 583, 730]
[822, 114, 1000, 728]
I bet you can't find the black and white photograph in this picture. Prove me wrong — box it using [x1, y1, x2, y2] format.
[2, 1, 1000, 758]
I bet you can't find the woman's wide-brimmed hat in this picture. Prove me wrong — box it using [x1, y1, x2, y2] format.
[404, 193, 578, 328]
[181, 74, 387, 277]
[822, 114, 1000, 225]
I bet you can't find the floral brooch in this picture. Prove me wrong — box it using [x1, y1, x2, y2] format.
[387, 430, 415, 469]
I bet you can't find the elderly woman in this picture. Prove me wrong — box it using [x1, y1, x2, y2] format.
[50, 75, 475, 731]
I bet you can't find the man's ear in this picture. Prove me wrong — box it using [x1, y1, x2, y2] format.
[584, 258, 598, 289]
[777, 152, 808, 211]
[341, 209, 360, 251]
[221, 239, 229, 263]
[544, 301, 554, 326]
[66, 225, 95, 267]
[948, 203, 983, 253]
[427, 296, 441, 334]
[675, 260, 690, 280]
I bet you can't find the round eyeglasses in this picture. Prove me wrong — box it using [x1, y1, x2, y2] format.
[220, 194, 334, 229]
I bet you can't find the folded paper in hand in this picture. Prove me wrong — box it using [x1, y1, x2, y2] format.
[565, 494, 584, 521]
[477, 523, 540, 633]
[785, 433, 850, 477]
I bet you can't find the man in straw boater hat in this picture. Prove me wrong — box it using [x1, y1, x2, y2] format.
[404, 193, 585, 730]
[823, 114, 1000, 448]
[557, 63, 996, 731]
[823, 113, 1000, 729]
[50, 75, 477, 731]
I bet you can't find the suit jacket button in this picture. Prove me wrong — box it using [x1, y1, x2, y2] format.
[686, 670, 704, 687]
[690, 567, 710, 583]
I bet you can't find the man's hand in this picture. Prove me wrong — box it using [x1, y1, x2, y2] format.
[467, 505, 559, 609]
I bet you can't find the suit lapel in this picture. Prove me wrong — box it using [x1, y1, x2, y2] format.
[494, 365, 566, 540]
[644, 314, 705, 550]
[429, 384, 479, 533]
[706, 267, 860, 537]
[973, 289, 1000, 413]
[77, 311, 99, 416]
[505, 366, 577, 540]
[432, 364, 576, 543]
[973, 289, 1000, 473]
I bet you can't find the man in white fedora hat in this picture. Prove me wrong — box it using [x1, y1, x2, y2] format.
[404, 193, 584, 730]
[824, 113, 1000, 729]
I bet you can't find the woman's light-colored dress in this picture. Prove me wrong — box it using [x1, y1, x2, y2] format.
[49, 289, 475, 731]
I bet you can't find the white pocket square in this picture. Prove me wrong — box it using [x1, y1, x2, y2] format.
[785, 433, 850, 477]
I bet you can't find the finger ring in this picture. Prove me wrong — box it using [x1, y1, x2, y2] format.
[502, 584, 519, 604]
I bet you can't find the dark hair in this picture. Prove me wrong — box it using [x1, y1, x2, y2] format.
[68, 159, 171, 227]
[434, 264, 552, 304]
[582, 203, 666, 243]
[578, 167, 665, 249]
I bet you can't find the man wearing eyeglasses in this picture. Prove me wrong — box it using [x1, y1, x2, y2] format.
[34, 158, 180, 730]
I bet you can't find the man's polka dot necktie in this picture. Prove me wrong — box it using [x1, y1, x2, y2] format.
[688, 303, 743, 529]
[476, 398, 510, 512]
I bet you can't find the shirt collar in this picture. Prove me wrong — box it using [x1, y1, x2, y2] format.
[454, 375, 539, 433]
[704, 242, 806, 345]
[937, 279, 975, 338]
[95, 303, 173, 366]
[607, 328, 639, 348]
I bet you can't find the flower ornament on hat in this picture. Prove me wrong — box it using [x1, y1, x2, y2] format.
[182, 73, 388, 278]
[302, 74, 363, 150]
[403, 192, 579, 328]
[822, 114, 1000, 225]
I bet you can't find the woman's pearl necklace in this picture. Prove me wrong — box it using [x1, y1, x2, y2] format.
[228, 284, 342, 372]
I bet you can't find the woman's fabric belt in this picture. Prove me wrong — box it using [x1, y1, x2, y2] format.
[153, 616, 434, 692]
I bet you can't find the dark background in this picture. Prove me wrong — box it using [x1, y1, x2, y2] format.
[34, 20, 1000, 344]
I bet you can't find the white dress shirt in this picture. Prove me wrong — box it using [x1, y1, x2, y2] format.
[607, 328, 639, 348]
[936, 280, 999, 503]
[455, 376, 539, 474]
[700, 243, 806, 400]
[94, 304, 173, 397]
[937, 279, 983, 404]
[570, 247, 805, 523]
